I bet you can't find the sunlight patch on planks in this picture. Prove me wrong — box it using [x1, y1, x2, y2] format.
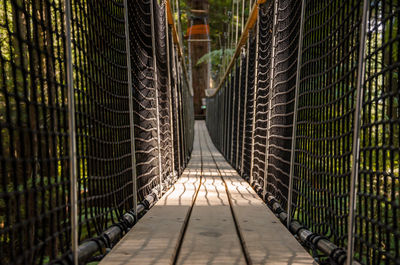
[99, 121, 314, 265]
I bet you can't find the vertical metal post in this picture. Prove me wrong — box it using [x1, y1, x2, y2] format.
[225, 75, 232, 161]
[177, 61, 186, 171]
[222, 86, 226, 154]
[227, 7, 231, 67]
[346, 0, 369, 263]
[235, 0, 239, 45]
[175, 0, 184, 54]
[165, 2, 176, 183]
[262, 0, 278, 198]
[230, 0, 234, 49]
[149, 0, 164, 197]
[224, 79, 229, 157]
[172, 46, 182, 174]
[123, 0, 138, 221]
[230, 63, 237, 163]
[241, 0, 245, 33]
[286, 0, 306, 228]
[235, 52, 243, 169]
[187, 19, 193, 90]
[240, 40, 250, 176]
[64, 0, 78, 263]
[226, 76, 230, 159]
[180, 65, 187, 164]
[226, 73, 233, 160]
[249, 9, 260, 185]
[232, 0, 241, 167]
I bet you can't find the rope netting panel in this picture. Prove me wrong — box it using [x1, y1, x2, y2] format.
[0, 0, 194, 264]
[231, 62, 241, 167]
[265, 0, 301, 210]
[355, 1, 399, 263]
[242, 34, 257, 178]
[236, 52, 248, 170]
[293, 0, 362, 247]
[0, 1, 70, 263]
[72, 0, 134, 246]
[206, 0, 399, 264]
[252, 1, 273, 196]
[129, 0, 161, 200]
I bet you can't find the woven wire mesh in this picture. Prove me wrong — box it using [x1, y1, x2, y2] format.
[223, 72, 234, 161]
[221, 79, 226, 156]
[252, 1, 273, 193]
[230, 61, 241, 166]
[71, 0, 135, 245]
[154, 1, 175, 190]
[265, 0, 301, 210]
[242, 33, 257, 178]
[175, 59, 193, 170]
[0, 0, 194, 263]
[0, 0, 70, 263]
[292, 0, 362, 247]
[226, 73, 234, 160]
[172, 52, 183, 175]
[354, 0, 400, 263]
[169, 35, 182, 175]
[181, 71, 194, 167]
[206, 0, 399, 263]
[236, 53, 247, 171]
[128, 0, 161, 200]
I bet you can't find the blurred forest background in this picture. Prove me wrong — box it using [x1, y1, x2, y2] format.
[177, 0, 251, 84]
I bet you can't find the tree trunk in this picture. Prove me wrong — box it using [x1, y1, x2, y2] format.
[188, 0, 209, 118]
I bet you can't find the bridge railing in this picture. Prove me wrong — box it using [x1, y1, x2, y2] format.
[0, 0, 194, 264]
[206, 0, 399, 264]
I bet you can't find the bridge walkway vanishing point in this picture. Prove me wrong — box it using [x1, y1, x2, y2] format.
[99, 121, 314, 265]
[2, 0, 400, 264]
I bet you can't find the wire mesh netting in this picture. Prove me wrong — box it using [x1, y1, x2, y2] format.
[292, 0, 362, 248]
[355, 0, 400, 263]
[265, 0, 301, 209]
[231, 61, 241, 167]
[0, 1, 70, 263]
[0, 0, 194, 264]
[72, 0, 135, 246]
[242, 33, 257, 178]
[206, 0, 399, 264]
[129, 0, 163, 200]
[253, 1, 273, 196]
[0, 0, 399, 264]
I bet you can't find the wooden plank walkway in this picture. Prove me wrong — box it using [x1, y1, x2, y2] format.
[100, 121, 314, 265]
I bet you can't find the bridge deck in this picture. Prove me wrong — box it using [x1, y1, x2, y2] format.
[100, 121, 314, 265]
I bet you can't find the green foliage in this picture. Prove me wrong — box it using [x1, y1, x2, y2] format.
[196, 48, 234, 81]
[196, 48, 234, 66]
[179, 0, 248, 49]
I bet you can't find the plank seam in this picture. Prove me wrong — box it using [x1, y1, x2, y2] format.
[172, 123, 204, 264]
[201, 128, 252, 265]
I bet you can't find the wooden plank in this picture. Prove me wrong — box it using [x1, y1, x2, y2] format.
[100, 121, 314, 265]
[202, 122, 315, 265]
[99, 129, 202, 265]
[176, 124, 245, 264]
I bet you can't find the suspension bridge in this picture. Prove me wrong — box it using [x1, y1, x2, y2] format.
[0, 0, 399, 265]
